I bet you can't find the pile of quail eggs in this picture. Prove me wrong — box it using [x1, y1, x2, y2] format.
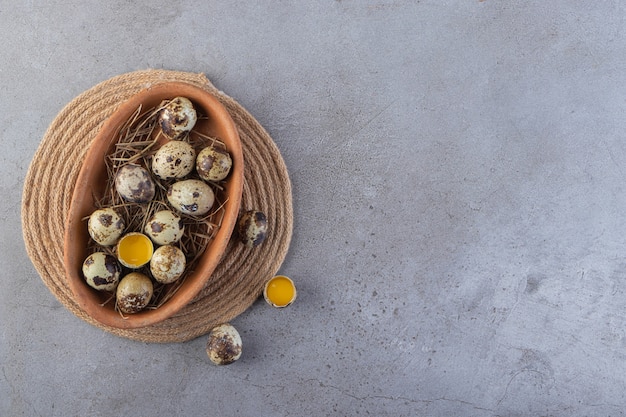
[82, 97, 237, 315]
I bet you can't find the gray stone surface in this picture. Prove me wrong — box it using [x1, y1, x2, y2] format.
[2, 0, 626, 415]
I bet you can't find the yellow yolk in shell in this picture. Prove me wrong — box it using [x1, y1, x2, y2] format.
[264, 276, 296, 307]
[117, 233, 153, 268]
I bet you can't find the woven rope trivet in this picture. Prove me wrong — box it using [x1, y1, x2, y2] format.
[21, 69, 293, 343]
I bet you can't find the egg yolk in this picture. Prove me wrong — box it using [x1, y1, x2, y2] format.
[265, 276, 296, 307]
[117, 233, 153, 268]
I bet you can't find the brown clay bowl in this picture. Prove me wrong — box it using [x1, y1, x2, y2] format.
[64, 82, 244, 329]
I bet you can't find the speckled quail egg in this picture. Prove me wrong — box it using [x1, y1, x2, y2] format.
[152, 140, 196, 180]
[82, 252, 122, 292]
[116, 272, 153, 314]
[150, 245, 186, 284]
[144, 210, 185, 245]
[206, 323, 242, 365]
[87, 208, 125, 246]
[159, 97, 197, 139]
[237, 210, 268, 248]
[167, 179, 215, 216]
[115, 164, 156, 203]
[196, 146, 233, 182]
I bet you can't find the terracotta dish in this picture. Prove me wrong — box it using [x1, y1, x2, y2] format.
[64, 82, 244, 329]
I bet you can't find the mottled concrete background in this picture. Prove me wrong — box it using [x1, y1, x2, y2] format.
[2, 1, 626, 416]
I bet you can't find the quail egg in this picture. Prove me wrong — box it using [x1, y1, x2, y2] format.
[152, 140, 196, 180]
[82, 252, 122, 292]
[87, 208, 125, 246]
[144, 210, 185, 245]
[167, 179, 215, 216]
[263, 275, 297, 308]
[196, 146, 233, 182]
[237, 210, 267, 247]
[116, 272, 153, 314]
[159, 97, 197, 139]
[206, 323, 242, 365]
[150, 245, 186, 284]
[115, 164, 156, 203]
[116, 232, 154, 269]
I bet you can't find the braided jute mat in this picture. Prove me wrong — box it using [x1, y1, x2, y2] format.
[21, 69, 293, 343]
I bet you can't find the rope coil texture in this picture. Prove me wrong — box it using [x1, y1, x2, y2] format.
[21, 69, 293, 343]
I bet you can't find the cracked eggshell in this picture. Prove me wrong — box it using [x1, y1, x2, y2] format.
[159, 97, 197, 139]
[196, 146, 233, 182]
[115, 164, 156, 203]
[116, 272, 153, 314]
[144, 210, 185, 245]
[167, 179, 215, 216]
[150, 245, 186, 284]
[152, 140, 196, 180]
[237, 210, 268, 248]
[87, 208, 125, 246]
[82, 252, 122, 292]
[206, 323, 242, 365]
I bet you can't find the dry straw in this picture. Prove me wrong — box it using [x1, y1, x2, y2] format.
[21, 69, 293, 343]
